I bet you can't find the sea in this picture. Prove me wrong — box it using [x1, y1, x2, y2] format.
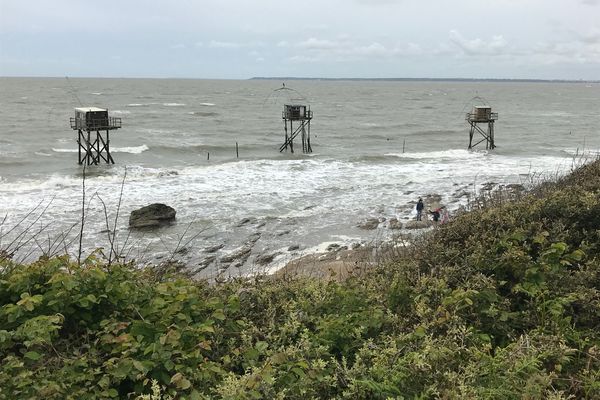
[1, 77, 599, 278]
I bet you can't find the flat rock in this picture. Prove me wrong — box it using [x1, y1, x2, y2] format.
[388, 218, 403, 230]
[129, 203, 176, 229]
[221, 246, 252, 264]
[357, 218, 380, 230]
[204, 244, 225, 253]
[255, 252, 279, 266]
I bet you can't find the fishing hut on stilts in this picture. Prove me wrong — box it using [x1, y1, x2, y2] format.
[280, 104, 313, 154]
[70, 107, 122, 165]
[466, 106, 498, 150]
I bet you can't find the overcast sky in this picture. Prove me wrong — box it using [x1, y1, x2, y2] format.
[1, 0, 599, 80]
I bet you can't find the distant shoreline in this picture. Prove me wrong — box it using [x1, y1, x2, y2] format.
[0, 76, 598, 84]
[250, 77, 599, 84]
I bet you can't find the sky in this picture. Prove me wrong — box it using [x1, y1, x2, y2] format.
[1, 0, 599, 80]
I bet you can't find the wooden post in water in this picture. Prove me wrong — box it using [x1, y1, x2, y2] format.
[402, 138, 406, 153]
[236, 142, 239, 158]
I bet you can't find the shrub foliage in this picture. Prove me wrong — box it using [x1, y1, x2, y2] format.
[1, 161, 600, 399]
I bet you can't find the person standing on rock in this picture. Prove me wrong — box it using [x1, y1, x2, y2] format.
[416, 198, 424, 221]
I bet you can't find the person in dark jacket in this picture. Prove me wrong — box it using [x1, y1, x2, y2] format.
[429, 208, 441, 223]
[416, 198, 424, 221]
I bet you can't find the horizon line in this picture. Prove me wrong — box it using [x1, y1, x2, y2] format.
[1, 75, 598, 83]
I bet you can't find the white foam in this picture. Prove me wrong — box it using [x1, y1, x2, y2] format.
[0, 150, 579, 270]
[112, 145, 149, 154]
[385, 149, 487, 160]
[200, 102, 215, 106]
[163, 103, 186, 107]
[112, 110, 131, 114]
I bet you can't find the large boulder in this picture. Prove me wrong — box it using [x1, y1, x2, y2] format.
[129, 203, 176, 229]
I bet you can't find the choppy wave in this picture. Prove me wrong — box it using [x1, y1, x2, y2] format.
[200, 102, 216, 106]
[190, 111, 219, 117]
[113, 145, 149, 154]
[562, 147, 600, 157]
[163, 103, 186, 107]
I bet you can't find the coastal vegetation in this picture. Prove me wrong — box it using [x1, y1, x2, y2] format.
[1, 160, 600, 399]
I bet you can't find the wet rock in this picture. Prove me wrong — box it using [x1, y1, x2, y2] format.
[256, 252, 279, 266]
[196, 255, 216, 270]
[204, 244, 225, 253]
[357, 218, 380, 230]
[129, 203, 176, 229]
[351, 242, 362, 250]
[288, 245, 300, 251]
[221, 246, 252, 264]
[256, 222, 266, 229]
[246, 233, 261, 245]
[326, 243, 341, 252]
[158, 170, 179, 177]
[236, 217, 256, 227]
[277, 230, 291, 236]
[388, 218, 403, 230]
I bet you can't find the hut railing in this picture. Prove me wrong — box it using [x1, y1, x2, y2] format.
[70, 117, 122, 130]
[282, 110, 313, 120]
[466, 112, 498, 122]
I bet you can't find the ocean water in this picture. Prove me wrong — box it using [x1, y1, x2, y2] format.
[1, 77, 599, 277]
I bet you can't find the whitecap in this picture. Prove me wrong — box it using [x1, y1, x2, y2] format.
[112, 144, 149, 154]
[200, 102, 215, 106]
[385, 149, 486, 160]
[163, 103, 186, 107]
